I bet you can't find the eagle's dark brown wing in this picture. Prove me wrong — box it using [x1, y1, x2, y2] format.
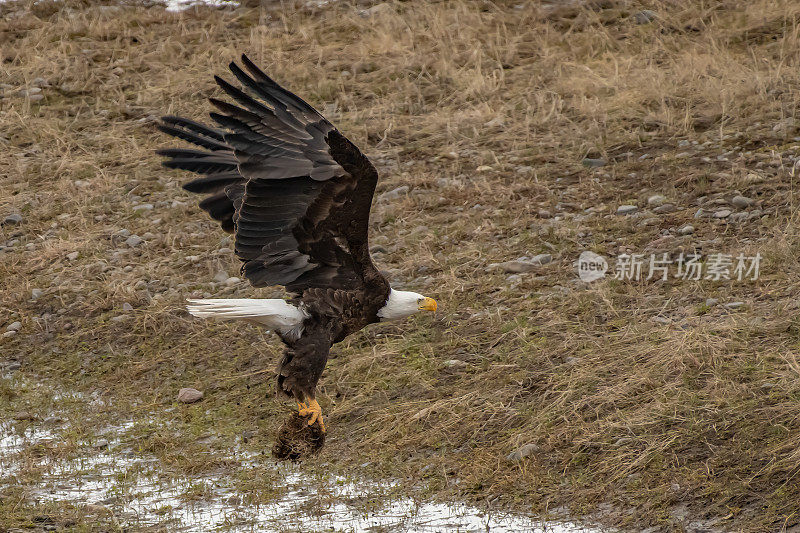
[157, 54, 388, 298]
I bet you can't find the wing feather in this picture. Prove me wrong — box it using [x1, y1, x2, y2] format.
[156, 54, 388, 298]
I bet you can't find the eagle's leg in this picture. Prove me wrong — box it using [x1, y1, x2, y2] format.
[298, 398, 325, 432]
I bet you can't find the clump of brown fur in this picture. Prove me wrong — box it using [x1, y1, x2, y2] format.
[272, 413, 325, 461]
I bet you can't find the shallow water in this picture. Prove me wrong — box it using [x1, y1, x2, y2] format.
[0, 418, 599, 532]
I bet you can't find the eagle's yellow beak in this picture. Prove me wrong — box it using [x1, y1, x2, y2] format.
[419, 297, 438, 312]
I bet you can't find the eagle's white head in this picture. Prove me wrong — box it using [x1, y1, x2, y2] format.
[378, 289, 438, 321]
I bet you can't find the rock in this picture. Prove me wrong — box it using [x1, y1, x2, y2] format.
[3, 331, 16, 338]
[506, 443, 540, 462]
[476, 165, 493, 172]
[647, 194, 667, 207]
[186, 255, 200, 263]
[125, 235, 143, 247]
[489, 254, 551, 273]
[31, 77, 49, 87]
[531, 253, 552, 265]
[29, 94, 44, 102]
[66, 251, 79, 261]
[728, 212, 748, 223]
[213, 271, 229, 283]
[444, 359, 468, 368]
[7, 321, 22, 331]
[370, 245, 388, 254]
[724, 301, 745, 309]
[677, 224, 694, 235]
[379, 186, 409, 202]
[705, 298, 719, 307]
[122, 302, 133, 311]
[653, 203, 676, 214]
[2, 213, 22, 226]
[731, 195, 753, 209]
[224, 276, 241, 286]
[616, 205, 638, 215]
[132, 203, 153, 212]
[581, 158, 606, 168]
[713, 209, 731, 218]
[31, 289, 43, 300]
[537, 209, 552, 218]
[177, 387, 203, 404]
[634, 9, 657, 24]
[13, 411, 37, 421]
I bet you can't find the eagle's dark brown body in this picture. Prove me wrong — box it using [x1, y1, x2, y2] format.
[156, 55, 391, 413]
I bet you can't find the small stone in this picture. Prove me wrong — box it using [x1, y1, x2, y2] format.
[531, 253, 552, 265]
[634, 10, 657, 24]
[213, 271, 229, 283]
[705, 298, 719, 307]
[31, 77, 49, 87]
[186, 255, 200, 263]
[444, 359, 468, 368]
[13, 411, 37, 421]
[616, 205, 638, 215]
[713, 209, 731, 218]
[7, 321, 22, 331]
[724, 301, 745, 309]
[3, 331, 16, 339]
[31, 289, 43, 300]
[370, 245, 388, 254]
[476, 165, 493, 172]
[224, 277, 241, 286]
[125, 235, 143, 247]
[132, 203, 153, 212]
[647, 194, 667, 207]
[379, 186, 409, 202]
[537, 209, 552, 218]
[677, 224, 694, 236]
[582, 158, 606, 168]
[728, 212, 748, 223]
[2, 213, 22, 226]
[177, 387, 204, 404]
[506, 443, 540, 462]
[653, 203, 676, 214]
[66, 251, 79, 261]
[122, 302, 133, 311]
[731, 195, 753, 209]
[28, 94, 44, 102]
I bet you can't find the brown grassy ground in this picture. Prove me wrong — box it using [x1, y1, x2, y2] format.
[2, 0, 800, 530]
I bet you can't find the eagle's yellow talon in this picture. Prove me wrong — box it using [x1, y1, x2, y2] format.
[298, 399, 325, 432]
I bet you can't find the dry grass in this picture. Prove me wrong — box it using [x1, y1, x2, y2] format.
[2, 0, 800, 530]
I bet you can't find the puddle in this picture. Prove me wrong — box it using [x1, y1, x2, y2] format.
[0, 418, 600, 532]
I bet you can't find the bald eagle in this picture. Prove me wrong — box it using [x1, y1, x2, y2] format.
[156, 54, 437, 433]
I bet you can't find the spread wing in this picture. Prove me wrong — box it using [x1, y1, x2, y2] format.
[157, 54, 387, 296]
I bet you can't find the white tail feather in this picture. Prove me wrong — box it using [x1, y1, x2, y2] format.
[186, 299, 307, 336]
